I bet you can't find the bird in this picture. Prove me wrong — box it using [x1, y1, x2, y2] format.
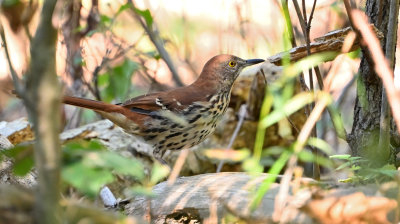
[63, 54, 265, 164]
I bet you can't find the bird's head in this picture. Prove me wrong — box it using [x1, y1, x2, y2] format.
[197, 54, 265, 89]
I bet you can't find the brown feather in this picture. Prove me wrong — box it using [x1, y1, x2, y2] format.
[121, 87, 215, 111]
[63, 96, 148, 129]
[59, 54, 265, 164]
[63, 96, 122, 112]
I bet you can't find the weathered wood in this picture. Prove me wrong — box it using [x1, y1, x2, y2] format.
[267, 25, 383, 66]
[0, 118, 34, 145]
[0, 184, 142, 224]
[125, 172, 314, 223]
[125, 172, 397, 223]
[348, 0, 393, 164]
[0, 135, 14, 150]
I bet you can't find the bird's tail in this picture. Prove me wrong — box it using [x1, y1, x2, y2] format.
[63, 96, 142, 132]
[63, 96, 122, 113]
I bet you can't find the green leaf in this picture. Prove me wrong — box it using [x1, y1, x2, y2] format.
[87, 140, 106, 150]
[144, 51, 161, 60]
[329, 154, 351, 160]
[242, 157, 263, 173]
[83, 151, 144, 180]
[73, 55, 85, 66]
[2, 145, 34, 176]
[150, 163, 170, 184]
[86, 30, 97, 37]
[307, 138, 333, 155]
[350, 164, 361, 171]
[63, 140, 105, 154]
[2, 0, 20, 7]
[101, 59, 138, 102]
[62, 162, 114, 197]
[298, 150, 316, 161]
[262, 146, 285, 156]
[117, 3, 131, 15]
[260, 92, 314, 128]
[298, 150, 333, 168]
[134, 8, 153, 27]
[348, 157, 365, 162]
[98, 72, 110, 86]
[13, 155, 34, 176]
[326, 104, 347, 139]
[347, 48, 361, 59]
[372, 164, 397, 177]
[125, 186, 156, 198]
[336, 161, 353, 170]
[100, 15, 112, 25]
[61, 140, 146, 197]
[81, 109, 97, 123]
[284, 52, 337, 79]
[251, 150, 291, 209]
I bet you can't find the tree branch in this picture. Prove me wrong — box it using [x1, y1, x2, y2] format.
[0, 25, 26, 102]
[379, 0, 399, 160]
[24, 0, 62, 223]
[352, 10, 400, 135]
[127, 0, 184, 87]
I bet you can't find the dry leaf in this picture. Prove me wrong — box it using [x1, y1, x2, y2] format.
[302, 192, 397, 224]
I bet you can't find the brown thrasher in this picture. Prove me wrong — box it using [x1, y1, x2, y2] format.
[64, 54, 264, 164]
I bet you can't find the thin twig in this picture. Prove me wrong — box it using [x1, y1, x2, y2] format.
[303, 0, 324, 89]
[379, 0, 399, 156]
[0, 25, 25, 99]
[292, 0, 307, 35]
[377, 0, 384, 27]
[136, 57, 170, 91]
[216, 104, 248, 172]
[23, 25, 33, 41]
[295, 94, 331, 153]
[127, 0, 184, 87]
[281, 0, 309, 110]
[343, 0, 377, 85]
[292, 0, 316, 89]
[302, 0, 307, 25]
[336, 76, 356, 108]
[167, 149, 189, 185]
[293, 0, 321, 180]
[272, 30, 356, 221]
[281, 0, 309, 93]
[308, 0, 318, 29]
[343, 0, 356, 29]
[273, 92, 330, 221]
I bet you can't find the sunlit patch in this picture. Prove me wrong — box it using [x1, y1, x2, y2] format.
[158, 110, 189, 127]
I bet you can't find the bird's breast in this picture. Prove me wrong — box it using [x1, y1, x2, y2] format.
[139, 92, 231, 153]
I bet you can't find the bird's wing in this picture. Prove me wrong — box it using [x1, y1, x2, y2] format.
[121, 87, 212, 114]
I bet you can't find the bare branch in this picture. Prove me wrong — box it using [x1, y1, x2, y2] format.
[379, 0, 399, 158]
[0, 25, 25, 99]
[267, 25, 383, 65]
[24, 0, 62, 223]
[216, 104, 248, 172]
[127, 1, 184, 87]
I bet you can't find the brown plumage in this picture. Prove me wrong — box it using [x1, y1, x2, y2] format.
[63, 54, 264, 164]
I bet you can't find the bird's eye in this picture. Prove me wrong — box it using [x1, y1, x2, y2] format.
[228, 60, 237, 67]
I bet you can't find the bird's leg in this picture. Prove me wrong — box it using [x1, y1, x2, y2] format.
[153, 149, 169, 167]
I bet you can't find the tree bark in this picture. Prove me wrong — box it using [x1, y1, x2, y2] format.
[347, 0, 393, 165]
[24, 0, 62, 223]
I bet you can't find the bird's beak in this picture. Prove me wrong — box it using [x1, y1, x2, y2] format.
[245, 59, 265, 66]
